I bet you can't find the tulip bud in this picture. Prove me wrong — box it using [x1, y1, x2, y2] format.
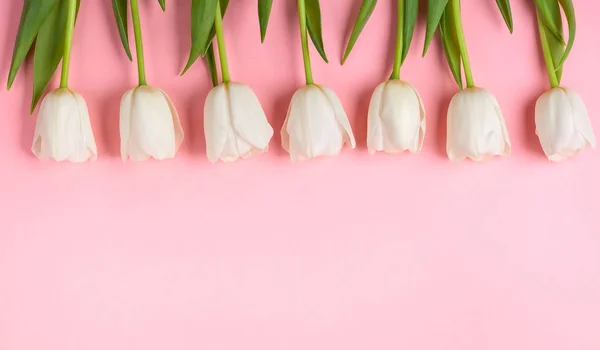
[32, 88, 97, 162]
[281, 85, 355, 161]
[535, 88, 596, 162]
[446, 87, 511, 161]
[204, 82, 274, 163]
[367, 80, 426, 154]
[120, 85, 184, 162]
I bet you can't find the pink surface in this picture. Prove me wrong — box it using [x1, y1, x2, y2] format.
[1, 1, 599, 349]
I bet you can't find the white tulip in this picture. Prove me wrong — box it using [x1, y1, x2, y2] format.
[367, 80, 426, 154]
[204, 82, 273, 163]
[446, 87, 511, 161]
[281, 85, 355, 161]
[32, 88, 97, 162]
[535, 88, 596, 162]
[120, 85, 184, 161]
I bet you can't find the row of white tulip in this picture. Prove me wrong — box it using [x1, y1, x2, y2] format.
[31, 78, 595, 163]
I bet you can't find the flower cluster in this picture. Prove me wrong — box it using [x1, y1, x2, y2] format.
[7, 0, 595, 164]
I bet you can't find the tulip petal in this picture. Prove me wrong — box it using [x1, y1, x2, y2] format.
[446, 92, 466, 161]
[367, 82, 386, 154]
[320, 86, 356, 149]
[204, 85, 230, 163]
[565, 89, 596, 149]
[229, 83, 274, 156]
[535, 89, 565, 160]
[490, 92, 511, 155]
[411, 84, 427, 152]
[119, 88, 135, 161]
[160, 89, 184, 152]
[285, 88, 313, 161]
[72, 91, 98, 162]
[281, 103, 292, 154]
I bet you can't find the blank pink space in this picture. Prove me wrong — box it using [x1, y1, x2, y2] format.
[1, 1, 599, 349]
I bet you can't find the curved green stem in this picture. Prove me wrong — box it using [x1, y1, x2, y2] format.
[450, 0, 474, 88]
[536, 11, 559, 88]
[59, 0, 77, 89]
[214, 2, 230, 83]
[391, 0, 404, 80]
[130, 0, 147, 86]
[297, 0, 314, 85]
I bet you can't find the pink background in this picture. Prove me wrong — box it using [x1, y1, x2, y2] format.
[1, 0, 599, 349]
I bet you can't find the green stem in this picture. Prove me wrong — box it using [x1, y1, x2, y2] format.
[536, 11, 559, 88]
[130, 0, 147, 86]
[450, 0, 474, 88]
[214, 2, 230, 83]
[297, 0, 314, 85]
[59, 0, 77, 89]
[391, 0, 404, 80]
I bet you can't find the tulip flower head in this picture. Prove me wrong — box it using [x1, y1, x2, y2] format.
[32, 88, 98, 162]
[281, 85, 355, 162]
[535, 88, 596, 162]
[120, 86, 184, 162]
[281, 0, 355, 161]
[531, 1, 594, 161]
[446, 87, 511, 162]
[204, 82, 274, 163]
[367, 80, 426, 155]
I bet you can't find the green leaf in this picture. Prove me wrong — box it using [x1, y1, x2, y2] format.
[423, 0, 449, 56]
[111, 0, 132, 61]
[556, 0, 575, 67]
[202, 0, 229, 56]
[158, 0, 166, 11]
[182, 0, 218, 74]
[401, 0, 418, 63]
[205, 43, 219, 87]
[31, 0, 69, 112]
[495, 0, 513, 33]
[305, 0, 328, 63]
[534, 0, 565, 44]
[258, 0, 273, 43]
[341, 0, 377, 65]
[7, 0, 59, 89]
[439, 5, 462, 88]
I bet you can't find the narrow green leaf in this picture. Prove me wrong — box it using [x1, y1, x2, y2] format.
[423, 0, 449, 56]
[341, 0, 377, 64]
[534, 0, 565, 44]
[7, 0, 59, 89]
[158, 0, 166, 11]
[205, 43, 219, 87]
[111, 0, 132, 61]
[556, 0, 575, 67]
[31, 0, 70, 112]
[401, 0, 418, 63]
[439, 5, 462, 88]
[495, 0, 513, 33]
[258, 0, 273, 43]
[305, 0, 328, 63]
[202, 0, 229, 56]
[182, 0, 218, 74]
